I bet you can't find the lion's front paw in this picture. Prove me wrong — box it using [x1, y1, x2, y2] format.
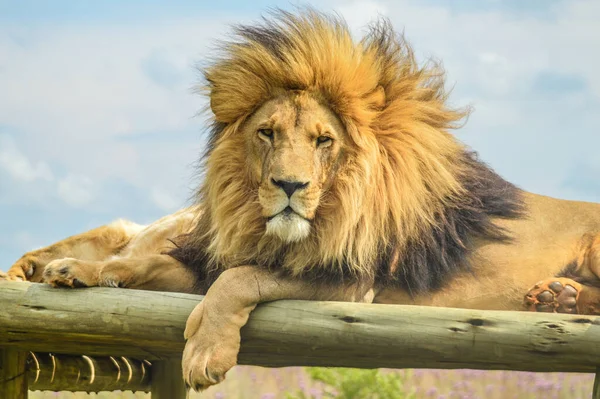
[182, 301, 241, 391]
[524, 277, 581, 314]
[43, 258, 98, 288]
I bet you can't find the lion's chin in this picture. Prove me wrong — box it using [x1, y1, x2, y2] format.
[265, 212, 311, 243]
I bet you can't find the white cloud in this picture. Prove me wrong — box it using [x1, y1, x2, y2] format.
[150, 186, 181, 213]
[335, 1, 388, 33]
[13, 231, 43, 252]
[57, 174, 95, 207]
[0, 134, 54, 182]
[0, 134, 99, 208]
[0, 17, 229, 194]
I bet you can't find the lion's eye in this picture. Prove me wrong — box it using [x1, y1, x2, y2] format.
[258, 128, 274, 141]
[316, 136, 332, 147]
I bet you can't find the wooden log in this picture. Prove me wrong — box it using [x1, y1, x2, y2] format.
[150, 357, 187, 399]
[27, 353, 151, 392]
[0, 347, 28, 398]
[0, 281, 192, 359]
[1, 281, 600, 373]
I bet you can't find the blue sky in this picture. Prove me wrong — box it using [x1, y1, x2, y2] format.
[1, 0, 600, 268]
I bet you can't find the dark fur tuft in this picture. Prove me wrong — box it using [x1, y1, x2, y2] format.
[388, 152, 525, 293]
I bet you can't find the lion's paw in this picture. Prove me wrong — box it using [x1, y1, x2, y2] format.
[524, 277, 581, 314]
[182, 302, 240, 391]
[43, 258, 97, 288]
[4, 255, 38, 281]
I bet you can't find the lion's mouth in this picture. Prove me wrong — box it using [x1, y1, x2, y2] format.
[265, 205, 312, 242]
[267, 206, 310, 222]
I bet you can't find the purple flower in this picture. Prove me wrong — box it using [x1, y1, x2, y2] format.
[309, 387, 323, 399]
[298, 371, 307, 391]
[534, 380, 554, 391]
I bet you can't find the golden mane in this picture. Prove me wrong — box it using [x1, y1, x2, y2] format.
[170, 9, 523, 293]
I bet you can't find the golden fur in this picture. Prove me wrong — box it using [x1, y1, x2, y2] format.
[4, 9, 600, 390]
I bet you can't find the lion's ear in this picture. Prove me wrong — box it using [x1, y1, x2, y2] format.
[365, 85, 386, 110]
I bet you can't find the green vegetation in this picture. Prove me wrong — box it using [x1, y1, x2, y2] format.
[287, 368, 415, 399]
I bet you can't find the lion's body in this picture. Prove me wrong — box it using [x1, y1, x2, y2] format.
[379, 192, 600, 310]
[9, 191, 600, 313]
[4, 9, 600, 389]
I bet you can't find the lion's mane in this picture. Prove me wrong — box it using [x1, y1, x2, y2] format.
[170, 9, 524, 294]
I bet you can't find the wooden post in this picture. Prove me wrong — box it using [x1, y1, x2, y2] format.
[151, 357, 187, 399]
[593, 367, 600, 399]
[0, 348, 28, 399]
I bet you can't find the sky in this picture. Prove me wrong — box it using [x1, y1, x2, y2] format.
[1, 0, 600, 268]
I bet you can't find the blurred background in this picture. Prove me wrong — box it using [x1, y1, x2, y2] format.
[2, 0, 600, 397]
[26, 367, 598, 398]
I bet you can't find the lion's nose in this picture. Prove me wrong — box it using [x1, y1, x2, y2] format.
[271, 179, 309, 198]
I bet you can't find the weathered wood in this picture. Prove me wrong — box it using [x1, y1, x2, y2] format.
[1, 281, 600, 373]
[0, 281, 193, 359]
[151, 357, 187, 399]
[28, 353, 151, 392]
[0, 347, 28, 398]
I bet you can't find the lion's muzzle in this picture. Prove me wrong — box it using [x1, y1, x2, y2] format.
[263, 179, 313, 242]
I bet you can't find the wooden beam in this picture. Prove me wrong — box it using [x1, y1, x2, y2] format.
[0, 281, 192, 359]
[27, 353, 150, 392]
[151, 357, 187, 399]
[1, 281, 600, 373]
[0, 348, 28, 399]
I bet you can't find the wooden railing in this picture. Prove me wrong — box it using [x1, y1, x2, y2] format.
[0, 281, 599, 398]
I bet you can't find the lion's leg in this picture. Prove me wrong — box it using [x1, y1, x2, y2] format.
[42, 254, 197, 293]
[4, 220, 143, 283]
[182, 265, 374, 391]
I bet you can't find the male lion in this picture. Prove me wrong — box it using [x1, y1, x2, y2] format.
[3, 9, 600, 390]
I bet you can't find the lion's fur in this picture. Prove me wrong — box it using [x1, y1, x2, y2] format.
[169, 9, 524, 293]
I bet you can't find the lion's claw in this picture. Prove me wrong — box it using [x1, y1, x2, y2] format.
[183, 341, 232, 391]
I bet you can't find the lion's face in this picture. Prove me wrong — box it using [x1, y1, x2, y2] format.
[242, 92, 346, 243]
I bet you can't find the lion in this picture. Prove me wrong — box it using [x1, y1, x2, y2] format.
[3, 9, 600, 391]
